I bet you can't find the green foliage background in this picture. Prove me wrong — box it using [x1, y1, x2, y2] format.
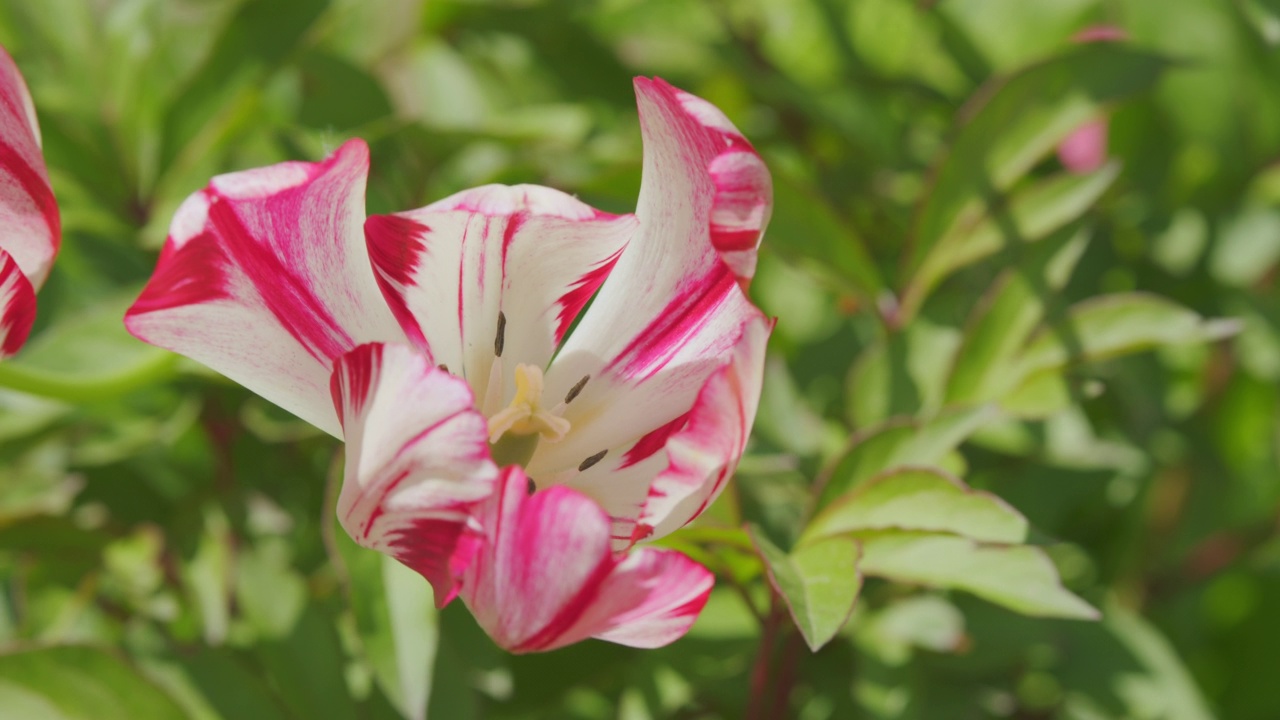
[1, 0, 1278, 718]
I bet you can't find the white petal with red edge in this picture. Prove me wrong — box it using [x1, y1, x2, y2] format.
[0, 249, 35, 358]
[460, 466, 713, 653]
[0, 46, 59, 291]
[529, 80, 771, 510]
[365, 184, 635, 406]
[125, 140, 404, 436]
[637, 313, 770, 540]
[332, 342, 498, 607]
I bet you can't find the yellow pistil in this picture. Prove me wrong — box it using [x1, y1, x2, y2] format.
[487, 363, 570, 444]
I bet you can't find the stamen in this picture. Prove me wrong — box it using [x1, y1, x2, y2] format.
[437, 363, 449, 373]
[526, 476, 537, 495]
[564, 375, 590, 404]
[578, 449, 607, 472]
[494, 311, 506, 357]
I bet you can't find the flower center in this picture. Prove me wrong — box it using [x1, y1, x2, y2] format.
[487, 363, 570, 443]
[486, 363, 569, 467]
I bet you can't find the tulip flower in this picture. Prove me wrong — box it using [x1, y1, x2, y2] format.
[127, 78, 771, 652]
[0, 47, 60, 357]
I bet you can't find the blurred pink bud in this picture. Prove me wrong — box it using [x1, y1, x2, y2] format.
[1072, 25, 1129, 44]
[1057, 117, 1109, 174]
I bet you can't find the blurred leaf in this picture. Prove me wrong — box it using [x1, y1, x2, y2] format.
[160, 0, 330, 168]
[181, 507, 233, 646]
[907, 44, 1167, 315]
[755, 357, 832, 457]
[906, 162, 1117, 312]
[858, 532, 1099, 619]
[298, 50, 393, 131]
[234, 539, 307, 639]
[168, 648, 290, 720]
[0, 294, 175, 401]
[1015, 292, 1239, 380]
[847, 321, 961, 426]
[945, 228, 1089, 405]
[854, 595, 966, 665]
[339, 530, 441, 720]
[1209, 209, 1280, 287]
[1104, 602, 1216, 720]
[803, 467, 1027, 545]
[0, 645, 187, 720]
[818, 405, 998, 507]
[766, 168, 884, 299]
[751, 528, 862, 652]
[255, 607, 359, 720]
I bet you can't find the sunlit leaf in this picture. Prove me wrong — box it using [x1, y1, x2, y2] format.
[858, 532, 1099, 619]
[804, 467, 1027, 545]
[751, 528, 862, 651]
[0, 645, 187, 720]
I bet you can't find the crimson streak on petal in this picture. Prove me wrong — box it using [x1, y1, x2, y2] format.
[0, 250, 35, 358]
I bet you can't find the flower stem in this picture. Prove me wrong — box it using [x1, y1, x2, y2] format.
[745, 593, 786, 720]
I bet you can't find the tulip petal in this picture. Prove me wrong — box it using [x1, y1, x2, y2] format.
[461, 466, 712, 653]
[0, 46, 59, 291]
[332, 342, 498, 607]
[637, 314, 770, 539]
[126, 140, 403, 436]
[364, 184, 635, 408]
[531, 81, 771, 523]
[0, 250, 35, 358]
[533, 314, 770, 548]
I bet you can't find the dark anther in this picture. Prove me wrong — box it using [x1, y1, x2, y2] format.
[437, 363, 449, 373]
[564, 375, 590, 404]
[578, 449, 607, 472]
[526, 476, 537, 495]
[494, 311, 506, 357]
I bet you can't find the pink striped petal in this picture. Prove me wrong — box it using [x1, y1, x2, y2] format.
[636, 313, 770, 539]
[0, 46, 58, 292]
[460, 466, 713, 653]
[125, 140, 404, 436]
[529, 80, 771, 519]
[331, 342, 498, 607]
[0, 250, 35, 358]
[365, 184, 635, 397]
[532, 314, 770, 549]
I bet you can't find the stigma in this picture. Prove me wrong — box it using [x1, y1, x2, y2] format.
[487, 363, 570, 444]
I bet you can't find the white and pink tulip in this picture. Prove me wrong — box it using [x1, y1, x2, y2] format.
[126, 78, 772, 652]
[0, 46, 60, 358]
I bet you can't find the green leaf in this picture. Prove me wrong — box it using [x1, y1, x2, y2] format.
[234, 538, 307, 639]
[255, 607, 359, 720]
[818, 405, 998, 507]
[751, 529, 862, 652]
[345, 544, 441, 720]
[1103, 602, 1216, 720]
[846, 321, 962, 427]
[1015, 292, 1239, 378]
[854, 595, 966, 665]
[0, 294, 176, 401]
[906, 163, 1117, 314]
[907, 44, 1167, 315]
[163, 648, 290, 720]
[858, 532, 1099, 619]
[765, 166, 884, 299]
[945, 228, 1090, 405]
[804, 467, 1028, 545]
[160, 0, 330, 168]
[0, 645, 187, 720]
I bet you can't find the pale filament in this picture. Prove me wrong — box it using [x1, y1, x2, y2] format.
[486, 363, 571, 444]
